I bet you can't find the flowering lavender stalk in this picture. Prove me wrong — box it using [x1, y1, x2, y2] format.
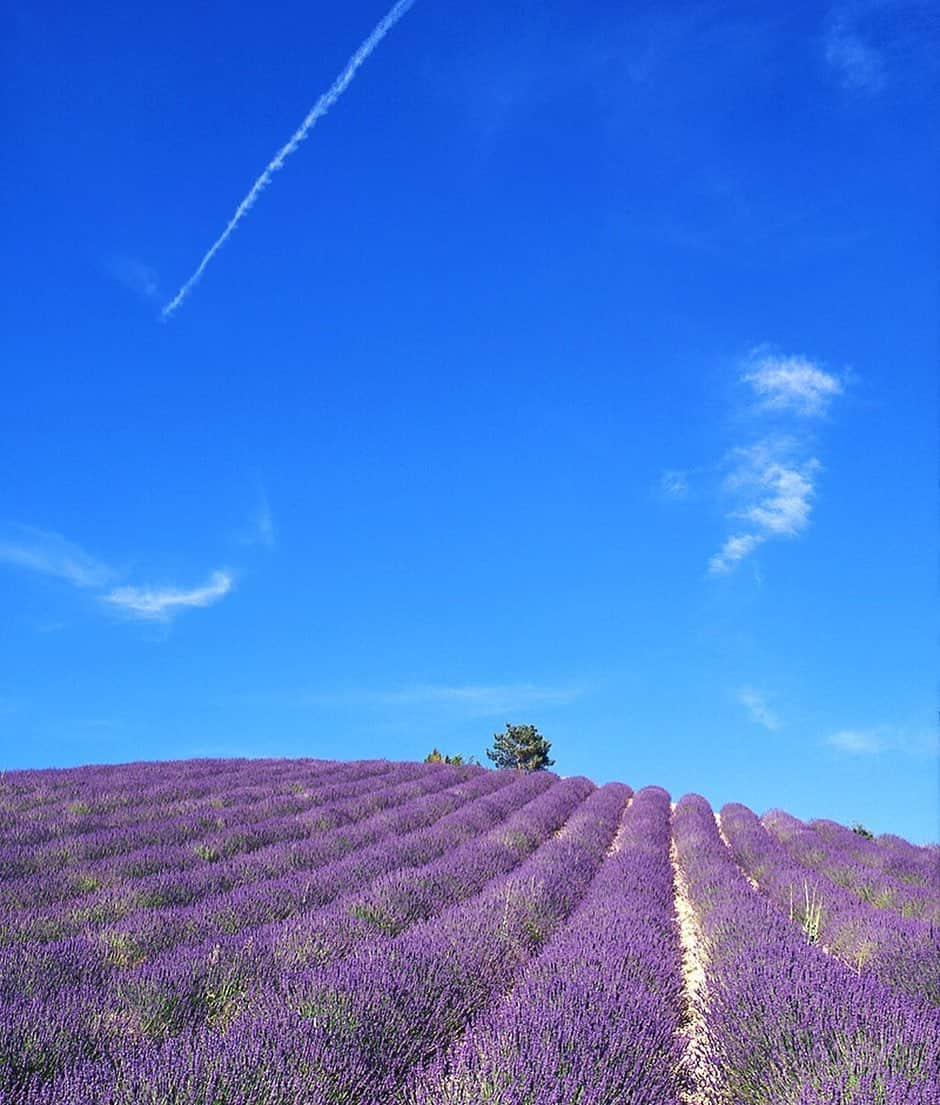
[265, 780, 626, 1104]
[55, 779, 619, 1105]
[0, 761, 471, 948]
[265, 772, 577, 968]
[673, 794, 939, 1104]
[94, 770, 543, 1024]
[720, 802, 940, 1004]
[763, 808, 940, 924]
[0, 769, 543, 1098]
[0, 764, 508, 998]
[406, 785, 685, 1105]
[0, 758, 401, 874]
[809, 817, 940, 894]
[112, 766, 526, 963]
[4, 761, 936, 1105]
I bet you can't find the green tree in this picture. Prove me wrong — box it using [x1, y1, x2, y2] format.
[486, 723, 554, 772]
[425, 749, 476, 765]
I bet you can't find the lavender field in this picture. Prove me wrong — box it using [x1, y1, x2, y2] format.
[0, 759, 937, 1104]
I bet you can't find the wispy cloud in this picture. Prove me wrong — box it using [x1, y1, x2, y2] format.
[708, 532, 765, 574]
[162, 0, 417, 318]
[241, 487, 276, 549]
[301, 682, 585, 717]
[374, 683, 582, 713]
[0, 525, 112, 589]
[825, 8, 886, 91]
[660, 470, 690, 498]
[823, 1, 939, 95]
[737, 687, 781, 731]
[702, 348, 848, 575]
[709, 439, 821, 573]
[101, 570, 233, 621]
[827, 723, 937, 757]
[106, 255, 161, 302]
[736, 461, 818, 535]
[255, 502, 275, 549]
[2, 523, 235, 626]
[743, 351, 844, 417]
[728, 442, 820, 537]
[828, 728, 882, 754]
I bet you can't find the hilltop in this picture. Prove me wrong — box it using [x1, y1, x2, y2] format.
[0, 758, 936, 1103]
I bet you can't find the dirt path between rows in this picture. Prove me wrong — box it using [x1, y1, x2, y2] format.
[714, 811, 760, 892]
[604, 793, 633, 857]
[670, 805, 714, 1105]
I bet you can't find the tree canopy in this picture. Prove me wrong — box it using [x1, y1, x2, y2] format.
[424, 749, 476, 766]
[486, 723, 554, 772]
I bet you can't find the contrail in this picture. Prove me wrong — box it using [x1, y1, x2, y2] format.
[162, 0, 417, 319]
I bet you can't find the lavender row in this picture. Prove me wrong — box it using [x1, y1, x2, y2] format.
[0, 757, 398, 870]
[673, 794, 939, 1104]
[274, 780, 626, 1103]
[0, 767, 517, 1002]
[0, 760, 433, 880]
[0, 760, 408, 908]
[97, 772, 575, 1038]
[91, 766, 526, 965]
[0, 758, 394, 849]
[407, 786, 686, 1105]
[809, 817, 940, 893]
[0, 771, 561, 1097]
[28, 781, 626, 1105]
[763, 808, 940, 924]
[264, 772, 585, 969]
[0, 762, 479, 941]
[720, 802, 940, 1004]
[0, 758, 262, 819]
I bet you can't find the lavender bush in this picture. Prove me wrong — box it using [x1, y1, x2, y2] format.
[720, 802, 940, 1003]
[674, 795, 938, 1103]
[762, 808, 940, 924]
[0, 758, 934, 1105]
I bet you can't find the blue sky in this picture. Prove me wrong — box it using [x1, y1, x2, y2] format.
[2, 0, 937, 841]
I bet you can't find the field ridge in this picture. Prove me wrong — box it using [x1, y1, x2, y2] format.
[0, 758, 936, 1104]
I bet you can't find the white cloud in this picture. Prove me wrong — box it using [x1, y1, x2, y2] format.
[1, 522, 237, 626]
[667, 337, 852, 577]
[301, 682, 585, 716]
[743, 352, 844, 417]
[245, 491, 276, 549]
[255, 502, 275, 548]
[708, 532, 766, 574]
[0, 526, 112, 589]
[825, 13, 885, 91]
[737, 687, 781, 731]
[660, 470, 690, 498]
[731, 453, 820, 537]
[162, 0, 418, 318]
[106, 256, 161, 302]
[827, 723, 938, 757]
[236, 483, 276, 549]
[375, 683, 583, 714]
[709, 429, 824, 574]
[823, 1, 940, 96]
[828, 728, 883, 754]
[102, 570, 233, 621]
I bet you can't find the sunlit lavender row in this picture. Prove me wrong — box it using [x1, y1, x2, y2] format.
[0, 758, 936, 1104]
[720, 802, 939, 1004]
